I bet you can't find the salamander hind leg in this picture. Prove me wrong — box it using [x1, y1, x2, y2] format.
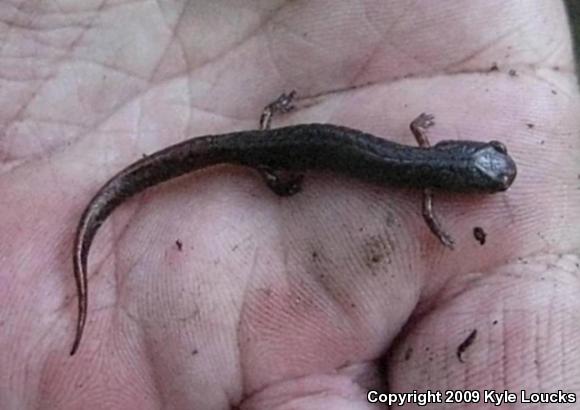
[257, 91, 304, 197]
[258, 165, 304, 197]
[410, 113, 435, 148]
[259, 91, 296, 130]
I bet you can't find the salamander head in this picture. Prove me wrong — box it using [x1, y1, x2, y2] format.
[470, 141, 517, 191]
[433, 140, 517, 192]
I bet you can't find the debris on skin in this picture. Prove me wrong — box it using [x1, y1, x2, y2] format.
[473, 227, 487, 245]
[457, 329, 478, 363]
[176, 239, 183, 251]
[508, 69, 517, 77]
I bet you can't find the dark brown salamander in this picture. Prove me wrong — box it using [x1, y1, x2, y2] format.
[70, 93, 517, 355]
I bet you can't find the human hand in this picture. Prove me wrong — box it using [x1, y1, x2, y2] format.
[1, 1, 578, 409]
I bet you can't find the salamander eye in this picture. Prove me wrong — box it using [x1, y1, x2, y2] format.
[489, 140, 507, 154]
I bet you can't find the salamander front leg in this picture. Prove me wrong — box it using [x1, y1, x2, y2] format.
[410, 113, 455, 249]
[258, 91, 304, 197]
[422, 188, 455, 248]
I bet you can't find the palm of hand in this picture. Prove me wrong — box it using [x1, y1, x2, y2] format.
[1, 2, 579, 409]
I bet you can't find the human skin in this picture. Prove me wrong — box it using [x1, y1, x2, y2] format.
[0, 1, 579, 409]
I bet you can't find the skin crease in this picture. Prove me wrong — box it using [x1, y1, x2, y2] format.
[0, 1, 579, 409]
